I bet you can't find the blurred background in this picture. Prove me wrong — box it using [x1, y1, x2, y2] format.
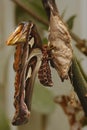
[0, 0, 87, 130]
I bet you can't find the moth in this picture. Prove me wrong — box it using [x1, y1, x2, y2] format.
[6, 21, 53, 125]
[6, 0, 73, 126]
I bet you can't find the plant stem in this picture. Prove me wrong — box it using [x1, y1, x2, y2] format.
[11, 0, 49, 26]
[70, 31, 87, 56]
[70, 31, 84, 43]
[71, 58, 87, 116]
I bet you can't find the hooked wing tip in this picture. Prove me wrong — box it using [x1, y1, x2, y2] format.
[6, 22, 29, 46]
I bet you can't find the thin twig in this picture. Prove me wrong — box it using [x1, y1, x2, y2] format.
[70, 31, 87, 55]
[12, 0, 87, 55]
[11, 0, 49, 26]
[70, 31, 83, 43]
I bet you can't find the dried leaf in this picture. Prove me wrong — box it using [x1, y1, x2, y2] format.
[54, 95, 84, 130]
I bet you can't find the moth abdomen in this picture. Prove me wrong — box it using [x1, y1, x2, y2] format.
[38, 46, 53, 87]
[38, 59, 53, 87]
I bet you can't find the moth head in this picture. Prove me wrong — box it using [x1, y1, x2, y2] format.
[6, 22, 29, 45]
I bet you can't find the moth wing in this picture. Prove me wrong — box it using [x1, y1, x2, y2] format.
[7, 22, 43, 125]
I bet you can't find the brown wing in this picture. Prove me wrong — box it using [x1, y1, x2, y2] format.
[6, 22, 42, 125]
[38, 45, 53, 87]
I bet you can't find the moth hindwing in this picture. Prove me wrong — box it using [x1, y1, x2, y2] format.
[38, 45, 53, 87]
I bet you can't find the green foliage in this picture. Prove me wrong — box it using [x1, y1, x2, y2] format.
[16, 0, 48, 29]
[66, 15, 76, 30]
[32, 84, 56, 114]
[26, 0, 46, 17]
[77, 60, 87, 81]
[72, 58, 87, 115]
[61, 9, 67, 18]
[42, 38, 48, 44]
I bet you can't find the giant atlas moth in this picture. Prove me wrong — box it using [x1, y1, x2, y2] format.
[6, 0, 73, 126]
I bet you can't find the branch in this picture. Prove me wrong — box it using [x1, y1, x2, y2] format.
[70, 31, 87, 56]
[11, 0, 49, 26]
[12, 0, 87, 56]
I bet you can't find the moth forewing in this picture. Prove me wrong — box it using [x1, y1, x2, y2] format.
[6, 21, 43, 125]
[49, 12, 73, 81]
